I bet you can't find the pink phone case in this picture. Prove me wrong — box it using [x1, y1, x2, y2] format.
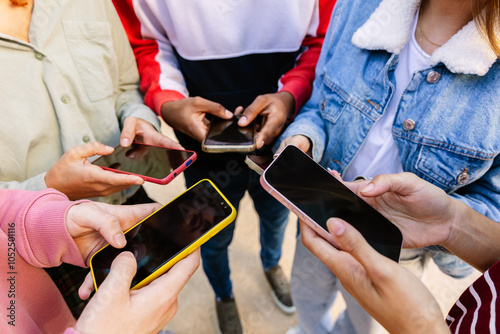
[260, 172, 340, 248]
[260, 145, 402, 262]
[93, 143, 197, 185]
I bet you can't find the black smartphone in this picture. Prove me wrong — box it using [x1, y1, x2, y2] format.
[260, 145, 403, 261]
[91, 143, 197, 185]
[202, 115, 256, 153]
[90, 179, 237, 290]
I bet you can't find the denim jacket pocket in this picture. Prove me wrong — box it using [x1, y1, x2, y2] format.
[319, 82, 346, 124]
[415, 145, 492, 190]
[320, 72, 380, 126]
[63, 21, 116, 102]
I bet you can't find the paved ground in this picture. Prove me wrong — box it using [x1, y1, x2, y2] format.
[144, 125, 480, 334]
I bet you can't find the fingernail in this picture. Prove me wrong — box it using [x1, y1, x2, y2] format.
[238, 116, 247, 125]
[121, 138, 130, 147]
[114, 234, 126, 248]
[361, 183, 375, 193]
[327, 167, 333, 174]
[225, 110, 233, 117]
[273, 153, 279, 159]
[105, 145, 114, 152]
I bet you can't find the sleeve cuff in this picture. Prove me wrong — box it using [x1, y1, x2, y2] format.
[21, 191, 88, 268]
[280, 78, 313, 116]
[152, 90, 186, 116]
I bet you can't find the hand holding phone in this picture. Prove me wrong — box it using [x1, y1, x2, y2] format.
[260, 145, 403, 261]
[77, 251, 200, 334]
[91, 142, 197, 185]
[45, 142, 145, 200]
[90, 179, 236, 290]
[202, 115, 256, 153]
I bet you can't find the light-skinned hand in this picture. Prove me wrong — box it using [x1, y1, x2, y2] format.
[66, 201, 160, 265]
[342, 172, 458, 249]
[237, 91, 295, 149]
[301, 219, 450, 334]
[161, 97, 233, 142]
[75, 250, 200, 334]
[45, 142, 145, 200]
[275, 134, 312, 157]
[120, 117, 184, 150]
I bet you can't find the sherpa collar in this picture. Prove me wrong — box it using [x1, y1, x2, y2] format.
[351, 0, 497, 75]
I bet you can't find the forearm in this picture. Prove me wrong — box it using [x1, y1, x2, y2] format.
[444, 199, 500, 272]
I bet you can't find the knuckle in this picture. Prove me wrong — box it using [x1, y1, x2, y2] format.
[192, 96, 203, 106]
[255, 95, 267, 103]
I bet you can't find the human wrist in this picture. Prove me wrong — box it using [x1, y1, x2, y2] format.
[442, 199, 473, 254]
[276, 91, 296, 116]
[160, 101, 177, 127]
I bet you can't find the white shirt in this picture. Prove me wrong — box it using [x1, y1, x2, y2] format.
[343, 12, 431, 181]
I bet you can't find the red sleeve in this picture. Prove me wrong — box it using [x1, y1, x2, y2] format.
[112, 0, 185, 116]
[279, 0, 336, 115]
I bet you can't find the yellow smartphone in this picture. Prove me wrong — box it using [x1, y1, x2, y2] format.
[89, 179, 236, 290]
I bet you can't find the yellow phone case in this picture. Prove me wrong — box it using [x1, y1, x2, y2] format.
[89, 179, 236, 291]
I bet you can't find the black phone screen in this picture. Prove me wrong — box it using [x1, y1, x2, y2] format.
[91, 180, 233, 288]
[204, 115, 255, 146]
[264, 145, 402, 261]
[92, 143, 194, 179]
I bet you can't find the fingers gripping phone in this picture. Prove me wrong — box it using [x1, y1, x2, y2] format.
[202, 115, 256, 153]
[260, 145, 403, 262]
[90, 179, 236, 290]
[91, 143, 197, 185]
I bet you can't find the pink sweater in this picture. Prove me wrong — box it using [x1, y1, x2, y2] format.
[0, 189, 85, 333]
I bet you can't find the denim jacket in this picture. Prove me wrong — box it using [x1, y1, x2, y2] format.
[280, 0, 500, 220]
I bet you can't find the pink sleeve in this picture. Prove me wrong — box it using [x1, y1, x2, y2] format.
[0, 189, 87, 268]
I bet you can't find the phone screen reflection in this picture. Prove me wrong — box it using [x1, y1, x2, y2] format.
[265, 146, 402, 261]
[92, 143, 193, 179]
[92, 181, 232, 288]
[204, 115, 254, 145]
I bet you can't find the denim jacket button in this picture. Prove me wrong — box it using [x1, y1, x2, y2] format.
[457, 169, 470, 185]
[402, 119, 415, 131]
[427, 71, 441, 84]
